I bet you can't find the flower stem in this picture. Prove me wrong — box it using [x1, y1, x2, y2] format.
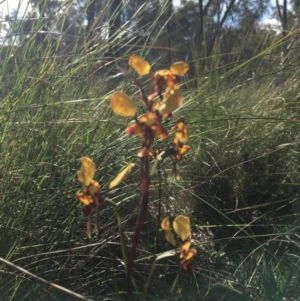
[127, 154, 150, 299]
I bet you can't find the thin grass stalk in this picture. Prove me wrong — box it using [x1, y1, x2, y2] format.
[142, 259, 157, 301]
[142, 249, 177, 300]
[0, 257, 94, 301]
[170, 270, 180, 294]
[106, 198, 129, 274]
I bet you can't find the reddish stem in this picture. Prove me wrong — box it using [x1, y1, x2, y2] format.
[157, 161, 162, 249]
[127, 153, 150, 299]
[117, 66, 150, 108]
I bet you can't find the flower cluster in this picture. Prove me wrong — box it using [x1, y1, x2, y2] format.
[126, 112, 168, 158]
[74, 54, 194, 295]
[134, 55, 188, 118]
[161, 215, 197, 271]
[152, 68, 185, 117]
[110, 54, 190, 159]
[76, 157, 134, 237]
[171, 118, 190, 177]
[76, 157, 103, 216]
[151, 117, 190, 178]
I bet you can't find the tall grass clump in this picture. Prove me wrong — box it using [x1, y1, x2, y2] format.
[0, 2, 195, 300]
[183, 31, 300, 300]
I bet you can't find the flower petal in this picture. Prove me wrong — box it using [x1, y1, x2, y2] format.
[172, 137, 180, 146]
[161, 216, 171, 230]
[76, 193, 93, 205]
[173, 215, 191, 241]
[174, 118, 188, 142]
[128, 54, 151, 76]
[77, 157, 96, 186]
[159, 88, 183, 115]
[180, 241, 192, 258]
[139, 112, 158, 126]
[109, 163, 135, 189]
[110, 92, 137, 117]
[185, 248, 197, 261]
[126, 124, 141, 136]
[178, 145, 190, 156]
[87, 179, 101, 195]
[161, 217, 176, 246]
[151, 124, 168, 139]
[156, 69, 173, 77]
[170, 61, 189, 76]
[153, 69, 177, 92]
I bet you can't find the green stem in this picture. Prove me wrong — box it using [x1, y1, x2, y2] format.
[105, 198, 129, 275]
[170, 264, 181, 294]
[142, 250, 176, 301]
[142, 257, 158, 301]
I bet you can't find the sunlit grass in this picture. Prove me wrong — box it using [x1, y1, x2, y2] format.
[0, 2, 299, 300]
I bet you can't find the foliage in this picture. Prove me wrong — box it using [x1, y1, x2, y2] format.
[0, 0, 300, 301]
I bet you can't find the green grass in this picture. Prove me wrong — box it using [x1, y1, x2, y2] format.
[0, 2, 300, 301]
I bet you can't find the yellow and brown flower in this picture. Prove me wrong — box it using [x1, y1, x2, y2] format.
[76, 157, 103, 216]
[172, 138, 190, 162]
[152, 61, 189, 94]
[174, 118, 188, 142]
[126, 112, 168, 151]
[161, 215, 196, 271]
[180, 241, 197, 272]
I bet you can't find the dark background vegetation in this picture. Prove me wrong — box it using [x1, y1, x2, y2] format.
[0, 0, 300, 300]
